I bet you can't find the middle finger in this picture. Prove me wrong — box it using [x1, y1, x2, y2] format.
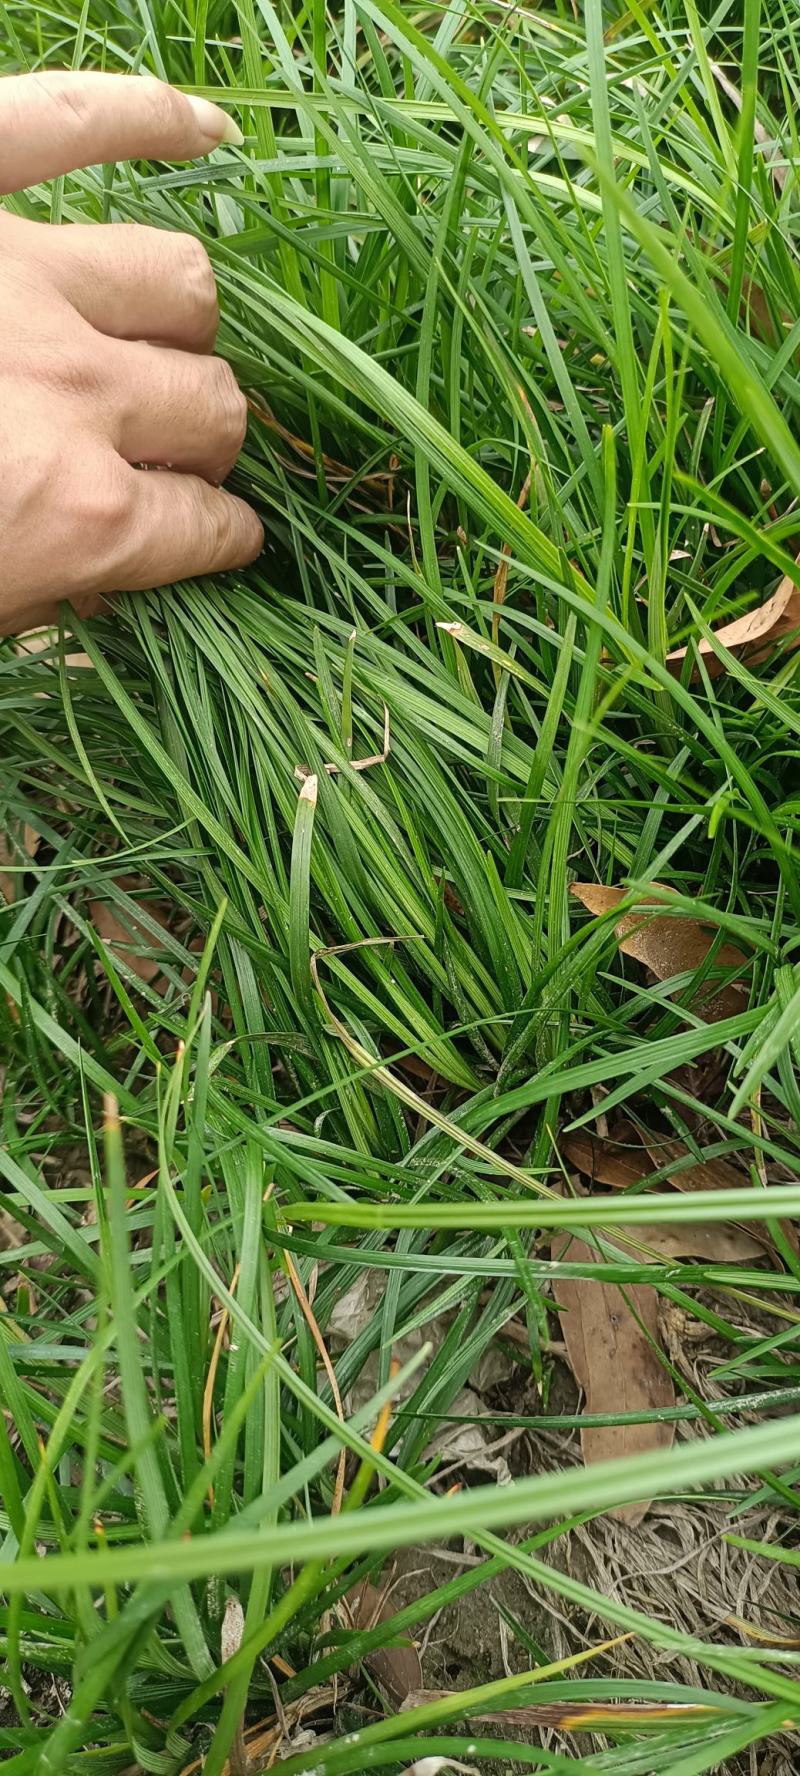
[37, 220, 220, 353]
[108, 340, 248, 483]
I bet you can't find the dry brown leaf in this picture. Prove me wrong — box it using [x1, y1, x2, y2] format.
[569, 882, 750, 1022]
[561, 1127, 649, 1191]
[563, 1122, 749, 1197]
[346, 1580, 422, 1703]
[562, 1127, 771, 1263]
[638, 1133, 798, 1263]
[0, 823, 39, 905]
[284, 1248, 346, 1514]
[609, 1218, 765, 1264]
[552, 1225, 674, 1524]
[85, 884, 216, 1012]
[666, 555, 800, 680]
[89, 879, 171, 986]
[178, 1683, 339, 1776]
[639, 1131, 749, 1196]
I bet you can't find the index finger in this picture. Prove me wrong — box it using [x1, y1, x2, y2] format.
[0, 71, 243, 194]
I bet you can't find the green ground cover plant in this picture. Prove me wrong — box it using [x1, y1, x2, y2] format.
[2, 1, 800, 1772]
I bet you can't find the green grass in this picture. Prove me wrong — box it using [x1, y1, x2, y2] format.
[3, 1, 800, 1772]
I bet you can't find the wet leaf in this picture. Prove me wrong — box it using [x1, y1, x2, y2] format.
[666, 555, 800, 680]
[348, 1580, 422, 1703]
[551, 1226, 675, 1524]
[569, 882, 750, 1021]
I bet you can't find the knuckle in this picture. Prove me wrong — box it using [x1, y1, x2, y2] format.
[179, 232, 216, 296]
[140, 73, 180, 137]
[87, 462, 131, 544]
[39, 336, 105, 399]
[56, 458, 131, 585]
[210, 358, 247, 453]
[189, 482, 240, 565]
[173, 232, 218, 338]
[48, 76, 94, 139]
[203, 484, 236, 556]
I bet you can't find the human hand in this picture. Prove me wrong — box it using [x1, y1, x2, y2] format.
[0, 71, 263, 636]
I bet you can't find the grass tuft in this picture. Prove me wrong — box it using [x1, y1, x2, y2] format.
[2, 3, 800, 1773]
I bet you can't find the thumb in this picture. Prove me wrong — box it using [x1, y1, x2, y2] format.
[0, 71, 243, 195]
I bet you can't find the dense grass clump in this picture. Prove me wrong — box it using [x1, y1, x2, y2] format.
[2, 3, 800, 1772]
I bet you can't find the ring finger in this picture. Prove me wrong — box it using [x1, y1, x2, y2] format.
[107, 339, 248, 483]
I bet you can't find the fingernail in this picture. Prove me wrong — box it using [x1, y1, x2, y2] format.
[186, 94, 245, 148]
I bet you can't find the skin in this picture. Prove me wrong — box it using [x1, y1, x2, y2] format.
[0, 71, 264, 636]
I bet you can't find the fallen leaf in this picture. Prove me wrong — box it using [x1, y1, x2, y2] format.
[569, 882, 750, 1022]
[637, 1134, 798, 1263]
[563, 1121, 750, 1196]
[89, 879, 171, 986]
[551, 1223, 675, 1524]
[178, 1683, 340, 1776]
[0, 823, 39, 905]
[609, 1218, 765, 1264]
[347, 1580, 422, 1703]
[561, 1127, 650, 1191]
[666, 555, 800, 680]
[639, 1130, 751, 1196]
[429, 1387, 514, 1486]
[328, 1270, 374, 1342]
[562, 1127, 771, 1262]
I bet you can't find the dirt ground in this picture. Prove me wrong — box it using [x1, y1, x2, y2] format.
[380, 1349, 799, 1776]
[3, 1169, 797, 1776]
